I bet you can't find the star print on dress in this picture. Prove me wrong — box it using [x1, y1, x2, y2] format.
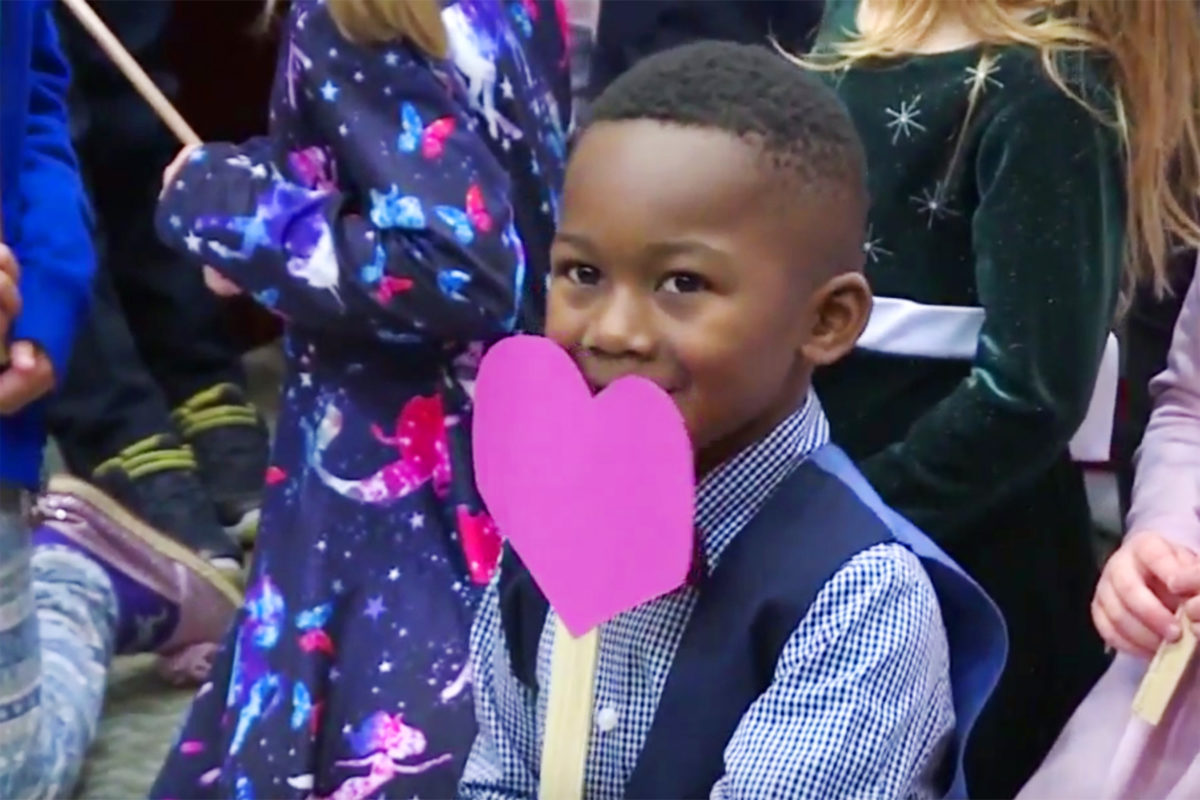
[364, 597, 387, 620]
[964, 56, 1004, 92]
[910, 180, 960, 228]
[885, 93, 927, 144]
[862, 224, 894, 264]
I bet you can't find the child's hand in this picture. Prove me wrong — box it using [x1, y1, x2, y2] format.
[204, 266, 242, 297]
[0, 341, 55, 414]
[161, 143, 201, 197]
[0, 244, 20, 345]
[1092, 532, 1196, 657]
[1166, 562, 1200, 636]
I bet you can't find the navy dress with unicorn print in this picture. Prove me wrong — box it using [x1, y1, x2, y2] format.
[148, 2, 566, 798]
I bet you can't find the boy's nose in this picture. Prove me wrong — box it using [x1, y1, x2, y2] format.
[580, 290, 655, 360]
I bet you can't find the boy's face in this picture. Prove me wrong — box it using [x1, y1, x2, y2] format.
[546, 120, 869, 474]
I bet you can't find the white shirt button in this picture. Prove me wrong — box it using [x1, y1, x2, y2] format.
[596, 706, 619, 733]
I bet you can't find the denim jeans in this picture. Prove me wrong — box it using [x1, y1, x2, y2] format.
[0, 495, 115, 800]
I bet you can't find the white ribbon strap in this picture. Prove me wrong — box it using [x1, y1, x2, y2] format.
[858, 296, 1119, 463]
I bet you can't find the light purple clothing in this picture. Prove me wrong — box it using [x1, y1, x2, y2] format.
[1019, 253, 1200, 800]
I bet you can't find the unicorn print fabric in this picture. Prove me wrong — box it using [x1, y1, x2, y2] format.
[148, 1, 566, 797]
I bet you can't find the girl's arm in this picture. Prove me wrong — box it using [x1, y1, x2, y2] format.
[1092, 260, 1200, 656]
[156, 35, 526, 344]
[1128, 257, 1200, 547]
[860, 82, 1123, 542]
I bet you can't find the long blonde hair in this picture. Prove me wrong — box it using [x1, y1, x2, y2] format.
[264, 0, 448, 58]
[803, 0, 1200, 296]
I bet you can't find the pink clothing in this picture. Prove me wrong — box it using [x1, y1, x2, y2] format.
[1019, 254, 1200, 800]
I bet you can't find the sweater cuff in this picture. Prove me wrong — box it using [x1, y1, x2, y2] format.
[10, 263, 91, 381]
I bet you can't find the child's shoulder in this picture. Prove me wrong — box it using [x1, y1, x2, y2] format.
[822, 541, 942, 627]
[781, 450, 946, 639]
[976, 44, 1118, 130]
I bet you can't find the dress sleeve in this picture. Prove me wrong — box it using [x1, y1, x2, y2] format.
[860, 83, 1124, 542]
[156, 26, 528, 344]
[457, 579, 540, 799]
[1128, 256, 1200, 549]
[711, 545, 955, 799]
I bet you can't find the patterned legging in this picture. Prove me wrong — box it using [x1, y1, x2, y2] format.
[0, 505, 115, 800]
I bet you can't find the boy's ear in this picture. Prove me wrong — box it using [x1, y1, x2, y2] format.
[800, 272, 872, 366]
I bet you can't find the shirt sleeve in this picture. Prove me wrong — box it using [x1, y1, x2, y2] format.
[710, 544, 955, 800]
[155, 24, 528, 344]
[458, 578, 540, 800]
[860, 82, 1124, 542]
[11, 4, 96, 376]
[1128, 256, 1200, 548]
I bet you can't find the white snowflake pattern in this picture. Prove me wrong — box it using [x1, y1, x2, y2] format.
[862, 225, 893, 263]
[885, 94, 927, 144]
[964, 59, 1003, 92]
[909, 181, 959, 228]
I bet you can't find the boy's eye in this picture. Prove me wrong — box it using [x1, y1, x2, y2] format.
[659, 272, 708, 294]
[562, 262, 602, 286]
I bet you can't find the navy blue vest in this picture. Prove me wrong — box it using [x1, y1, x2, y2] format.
[499, 444, 1007, 799]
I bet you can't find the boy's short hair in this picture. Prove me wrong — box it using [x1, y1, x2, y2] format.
[585, 41, 867, 205]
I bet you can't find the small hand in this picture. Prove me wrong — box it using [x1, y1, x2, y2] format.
[0, 244, 21, 349]
[1167, 563, 1200, 635]
[0, 341, 55, 414]
[204, 266, 242, 297]
[161, 143, 202, 198]
[1092, 531, 1196, 657]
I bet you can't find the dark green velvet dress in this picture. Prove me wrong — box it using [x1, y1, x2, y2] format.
[812, 2, 1122, 796]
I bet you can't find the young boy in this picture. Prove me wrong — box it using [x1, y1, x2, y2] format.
[459, 42, 1007, 799]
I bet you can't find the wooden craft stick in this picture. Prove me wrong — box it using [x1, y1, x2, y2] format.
[1132, 610, 1197, 725]
[59, 0, 202, 147]
[539, 619, 600, 799]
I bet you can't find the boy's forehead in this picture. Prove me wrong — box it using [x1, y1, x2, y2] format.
[560, 120, 860, 269]
[562, 120, 771, 229]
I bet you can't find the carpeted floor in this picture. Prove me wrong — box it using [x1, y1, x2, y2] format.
[75, 656, 194, 799]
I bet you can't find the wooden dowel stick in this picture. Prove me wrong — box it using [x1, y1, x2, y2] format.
[1133, 610, 1197, 725]
[59, 0, 202, 147]
[540, 619, 600, 799]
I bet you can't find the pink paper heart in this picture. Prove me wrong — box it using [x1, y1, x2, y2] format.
[473, 335, 695, 636]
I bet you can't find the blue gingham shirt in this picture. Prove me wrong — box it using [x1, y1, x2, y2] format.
[459, 395, 955, 799]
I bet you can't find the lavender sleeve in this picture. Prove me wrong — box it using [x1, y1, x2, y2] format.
[1127, 253, 1200, 547]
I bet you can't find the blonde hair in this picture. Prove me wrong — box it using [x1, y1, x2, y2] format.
[800, 0, 1200, 297]
[264, 0, 448, 58]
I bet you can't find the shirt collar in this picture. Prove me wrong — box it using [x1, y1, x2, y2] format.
[692, 392, 830, 576]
